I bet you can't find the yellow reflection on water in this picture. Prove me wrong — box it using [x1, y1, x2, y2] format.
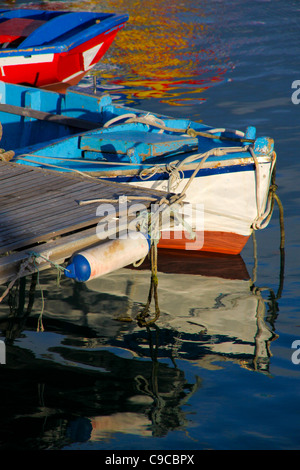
[88, 0, 231, 106]
[16, 0, 232, 107]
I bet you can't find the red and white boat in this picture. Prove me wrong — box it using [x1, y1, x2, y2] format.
[0, 8, 128, 92]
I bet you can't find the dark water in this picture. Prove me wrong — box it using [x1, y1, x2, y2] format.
[0, 0, 300, 451]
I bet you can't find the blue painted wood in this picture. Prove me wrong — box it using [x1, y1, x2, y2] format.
[245, 126, 256, 141]
[21, 12, 125, 49]
[0, 9, 49, 19]
[0, 82, 112, 149]
[0, 9, 129, 55]
[80, 127, 198, 162]
[254, 137, 274, 154]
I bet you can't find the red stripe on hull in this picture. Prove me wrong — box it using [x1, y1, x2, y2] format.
[157, 230, 250, 255]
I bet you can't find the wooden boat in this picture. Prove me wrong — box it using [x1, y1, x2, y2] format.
[0, 81, 277, 255]
[0, 8, 128, 91]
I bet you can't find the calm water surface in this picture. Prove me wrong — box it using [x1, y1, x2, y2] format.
[0, 0, 300, 451]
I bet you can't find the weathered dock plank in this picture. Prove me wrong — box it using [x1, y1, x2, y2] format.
[0, 161, 163, 284]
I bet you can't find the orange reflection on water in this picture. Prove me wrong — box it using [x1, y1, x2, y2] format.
[23, 0, 232, 107]
[90, 0, 231, 106]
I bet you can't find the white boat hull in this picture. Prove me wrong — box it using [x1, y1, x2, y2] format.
[125, 155, 275, 254]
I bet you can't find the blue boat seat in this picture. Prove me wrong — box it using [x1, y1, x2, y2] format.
[80, 130, 198, 164]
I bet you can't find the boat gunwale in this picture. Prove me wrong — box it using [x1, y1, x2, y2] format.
[0, 11, 129, 56]
[13, 154, 273, 178]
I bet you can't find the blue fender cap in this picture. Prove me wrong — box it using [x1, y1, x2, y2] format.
[65, 254, 91, 282]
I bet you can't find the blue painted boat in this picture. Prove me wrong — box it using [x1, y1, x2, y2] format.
[0, 81, 277, 255]
[0, 8, 128, 91]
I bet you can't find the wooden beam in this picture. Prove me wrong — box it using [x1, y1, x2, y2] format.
[0, 220, 133, 285]
[0, 102, 100, 130]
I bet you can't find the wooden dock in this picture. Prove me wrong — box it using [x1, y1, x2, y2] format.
[0, 161, 163, 285]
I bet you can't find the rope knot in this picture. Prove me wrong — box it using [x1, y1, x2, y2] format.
[213, 147, 225, 157]
[0, 149, 15, 162]
[269, 183, 278, 193]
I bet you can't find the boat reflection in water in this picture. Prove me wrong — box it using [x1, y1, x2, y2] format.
[0, 249, 279, 449]
[83, 249, 278, 374]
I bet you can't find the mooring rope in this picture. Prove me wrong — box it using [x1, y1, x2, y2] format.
[122, 113, 251, 142]
[0, 148, 14, 161]
[0, 256, 33, 303]
[252, 151, 277, 230]
[250, 182, 285, 312]
[31, 255, 45, 332]
[132, 187, 197, 326]
[136, 241, 160, 327]
[102, 111, 257, 145]
[140, 143, 276, 234]
[0, 251, 68, 331]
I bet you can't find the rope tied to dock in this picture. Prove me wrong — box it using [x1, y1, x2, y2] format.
[0, 123, 15, 161]
[251, 150, 277, 230]
[0, 149, 14, 162]
[28, 252, 70, 330]
[133, 190, 196, 327]
[136, 240, 160, 327]
[0, 256, 33, 304]
[0, 122, 15, 161]
[0, 251, 68, 331]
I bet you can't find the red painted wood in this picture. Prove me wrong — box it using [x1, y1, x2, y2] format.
[0, 25, 124, 91]
[157, 230, 250, 255]
[0, 18, 45, 43]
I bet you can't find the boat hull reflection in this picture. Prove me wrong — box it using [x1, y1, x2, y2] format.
[37, 251, 276, 373]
